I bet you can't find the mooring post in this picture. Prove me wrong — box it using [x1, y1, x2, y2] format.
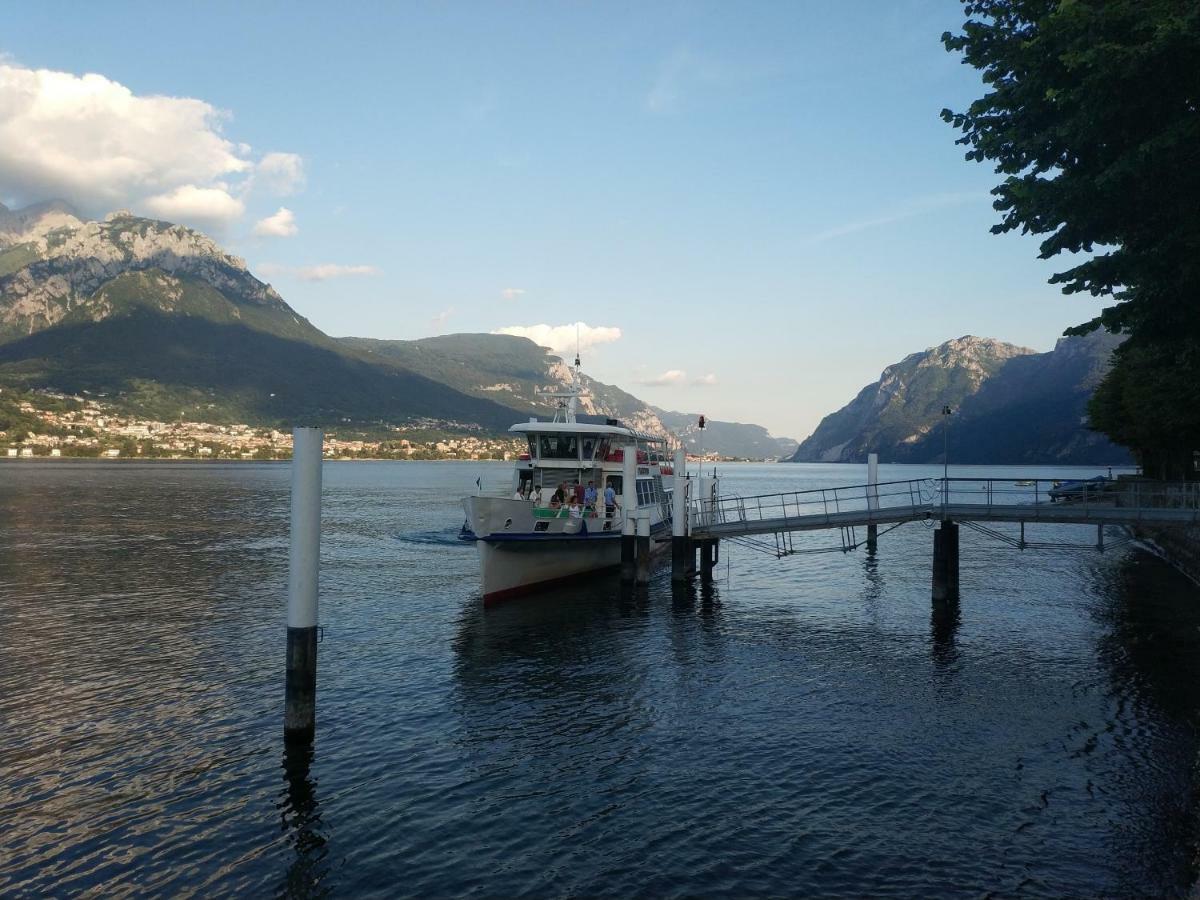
[672, 447, 689, 582]
[931, 519, 959, 605]
[866, 452, 879, 552]
[636, 514, 651, 583]
[621, 443, 637, 582]
[285, 427, 323, 742]
[700, 540, 715, 582]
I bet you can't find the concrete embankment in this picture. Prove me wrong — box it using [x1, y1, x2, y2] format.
[1114, 479, 1200, 587]
[1134, 524, 1200, 587]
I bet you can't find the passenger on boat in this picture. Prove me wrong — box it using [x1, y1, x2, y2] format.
[573, 481, 586, 506]
[603, 482, 617, 518]
[550, 484, 566, 510]
[584, 481, 597, 512]
[567, 499, 582, 518]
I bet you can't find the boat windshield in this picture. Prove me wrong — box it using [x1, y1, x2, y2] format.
[538, 434, 578, 460]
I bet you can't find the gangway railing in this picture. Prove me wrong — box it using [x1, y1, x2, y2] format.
[691, 477, 1200, 538]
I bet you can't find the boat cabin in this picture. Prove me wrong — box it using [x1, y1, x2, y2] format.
[510, 420, 668, 511]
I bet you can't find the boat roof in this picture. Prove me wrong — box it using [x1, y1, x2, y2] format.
[509, 421, 664, 442]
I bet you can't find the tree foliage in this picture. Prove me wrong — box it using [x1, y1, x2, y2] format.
[941, 0, 1200, 476]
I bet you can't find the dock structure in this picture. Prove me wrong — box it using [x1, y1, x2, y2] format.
[688, 477, 1200, 602]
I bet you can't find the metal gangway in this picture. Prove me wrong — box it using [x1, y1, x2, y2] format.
[691, 477, 1200, 543]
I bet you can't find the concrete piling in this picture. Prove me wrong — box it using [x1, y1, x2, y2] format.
[621, 443, 637, 582]
[700, 540, 715, 582]
[671, 447, 689, 582]
[866, 452, 879, 552]
[636, 515, 651, 583]
[931, 520, 959, 605]
[285, 427, 323, 742]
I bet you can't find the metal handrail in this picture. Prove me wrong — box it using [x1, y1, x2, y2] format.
[691, 477, 1200, 528]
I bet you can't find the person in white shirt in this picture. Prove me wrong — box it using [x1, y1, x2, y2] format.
[567, 500, 582, 518]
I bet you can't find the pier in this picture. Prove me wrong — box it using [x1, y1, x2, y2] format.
[681, 475, 1200, 600]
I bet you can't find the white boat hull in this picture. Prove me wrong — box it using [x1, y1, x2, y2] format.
[475, 536, 626, 602]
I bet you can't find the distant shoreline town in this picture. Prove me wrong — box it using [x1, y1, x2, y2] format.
[0, 388, 745, 463]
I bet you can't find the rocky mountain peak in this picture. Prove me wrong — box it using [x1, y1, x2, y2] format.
[0, 202, 285, 341]
[0, 199, 84, 248]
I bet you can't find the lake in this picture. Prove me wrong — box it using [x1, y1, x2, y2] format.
[2, 460, 1198, 897]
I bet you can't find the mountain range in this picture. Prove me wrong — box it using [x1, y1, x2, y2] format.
[790, 333, 1131, 465]
[0, 202, 795, 456]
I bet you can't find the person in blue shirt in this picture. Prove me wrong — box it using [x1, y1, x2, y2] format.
[603, 482, 618, 519]
[584, 480, 597, 513]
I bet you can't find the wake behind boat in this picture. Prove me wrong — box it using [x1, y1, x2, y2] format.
[460, 354, 679, 602]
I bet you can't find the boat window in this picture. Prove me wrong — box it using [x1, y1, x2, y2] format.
[538, 434, 578, 460]
[581, 437, 596, 461]
[635, 478, 655, 507]
[526, 436, 538, 458]
[595, 437, 610, 460]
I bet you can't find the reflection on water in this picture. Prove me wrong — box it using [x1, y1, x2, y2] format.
[279, 741, 329, 899]
[2, 460, 1199, 897]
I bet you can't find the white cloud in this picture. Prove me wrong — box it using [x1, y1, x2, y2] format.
[255, 262, 379, 281]
[253, 206, 298, 237]
[0, 61, 302, 231]
[144, 185, 245, 228]
[638, 369, 688, 387]
[501, 287, 526, 300]
[431, 307, 456, 329]
[692, 373, 718, 386]
[298, 264, 378, 281]
[256, 152, 305, 195]
[492, 322, 622, 355]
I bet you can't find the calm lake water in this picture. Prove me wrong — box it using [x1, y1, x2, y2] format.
[2, 460, 1200, 897]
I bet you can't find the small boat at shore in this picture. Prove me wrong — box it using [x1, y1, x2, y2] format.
[460, 355, 677, 602]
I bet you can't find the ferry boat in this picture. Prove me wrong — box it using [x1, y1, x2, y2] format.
[460, 355, 677, 602]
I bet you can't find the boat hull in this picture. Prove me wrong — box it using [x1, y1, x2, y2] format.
[476, 536, 621, 603]
[474, 532, 673, 603]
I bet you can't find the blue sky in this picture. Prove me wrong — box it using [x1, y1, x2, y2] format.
[1, 1, 1100, 439]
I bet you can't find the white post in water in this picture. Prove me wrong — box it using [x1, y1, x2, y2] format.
[620, 443, 637, 582]
[285, 427, 323, 741]
[866, 452, 879, 552]
[671, 446, 689, 582]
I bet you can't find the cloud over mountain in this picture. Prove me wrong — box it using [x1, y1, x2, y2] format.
[253, 207, 298, 237]
[492, 322, 621, 355]
[638, 369, 688, 386]
[0, 62, 301, 231]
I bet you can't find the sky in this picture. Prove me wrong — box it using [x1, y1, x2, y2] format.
[0, 1, 1103, 440]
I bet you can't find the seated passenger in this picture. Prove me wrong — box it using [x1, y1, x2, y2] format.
[567, 499, 582, 518]
[550, 484, 566, 509]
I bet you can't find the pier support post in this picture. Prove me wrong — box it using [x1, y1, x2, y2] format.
[671, 447, 690, 582]
[636, 515, 651, 583]
[931, 520, 959, 605]
[866, 452, 879, 552]
[621, 443, 637, 582]
[700, 540, 715, 582]
[285, 427, 323, 742]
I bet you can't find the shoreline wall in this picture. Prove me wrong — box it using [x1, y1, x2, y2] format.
[1134, 525, 1200, 588]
